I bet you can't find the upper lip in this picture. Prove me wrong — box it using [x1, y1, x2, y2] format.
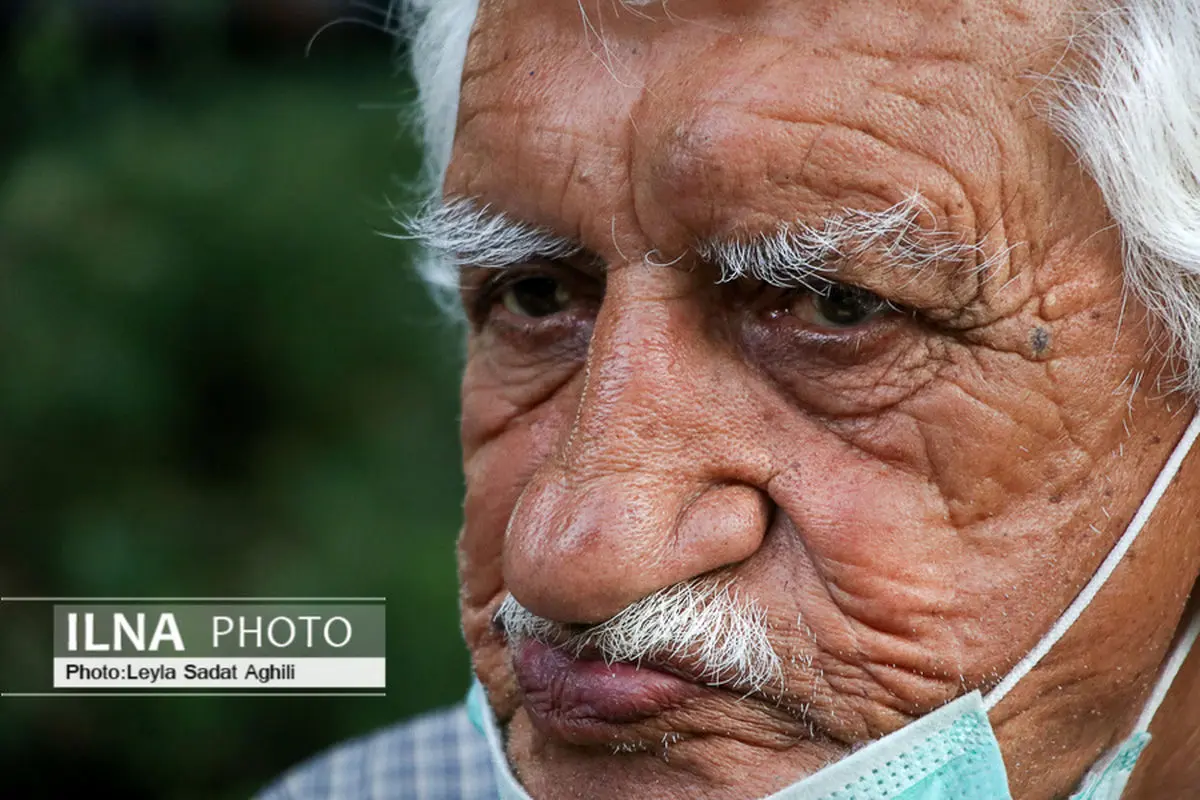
[512, 636, 772, 699]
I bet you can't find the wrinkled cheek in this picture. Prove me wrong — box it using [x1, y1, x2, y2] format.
[767, 458, 1007, 695]
[460, 363, 523, 459]
[460, 401, 567, 710]
[459, 433, 544, 623]
[460, 342, 586, 456]
[459, 377, 536, 614]
[774, 458, 955, 581]
[459, 465, 527, 715]
[459, 405, 568, 602]
[459, 479, 510, 628]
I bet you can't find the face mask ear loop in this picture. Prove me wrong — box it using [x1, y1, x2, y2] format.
[982, 411, 1200, 712]
[1132, 605, 1200, 734]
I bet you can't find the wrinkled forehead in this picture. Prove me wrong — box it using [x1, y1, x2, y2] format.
[465, 0, 1076, 67]
[448, 0, 1085, 255]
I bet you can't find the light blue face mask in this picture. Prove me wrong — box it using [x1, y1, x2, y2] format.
[467, 413, 1200, 800]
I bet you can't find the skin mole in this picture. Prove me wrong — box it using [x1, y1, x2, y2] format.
[1030, 326, 1051, 358]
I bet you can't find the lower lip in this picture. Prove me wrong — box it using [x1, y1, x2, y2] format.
[513, 640, 707, 739]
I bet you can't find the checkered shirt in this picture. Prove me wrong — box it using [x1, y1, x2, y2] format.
[255, 703, 498, 800]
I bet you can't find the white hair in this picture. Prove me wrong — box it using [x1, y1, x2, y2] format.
[1049, 0, 1200, 396]
[393, 0, 479, 305]
[697, 194, 1003, 290]
[395, 0, 1200, 396]
[401, 197, 581, 269]
[495, 577, 783, 693]
[402, 194, 993, 292]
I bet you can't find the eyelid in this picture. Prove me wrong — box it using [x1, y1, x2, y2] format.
[466, 259, 603, 325]
[776, 275, 902, 311]
[736, 246, 976, 319]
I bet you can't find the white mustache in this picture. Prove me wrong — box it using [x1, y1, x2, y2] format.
[494, 578, 783, 693]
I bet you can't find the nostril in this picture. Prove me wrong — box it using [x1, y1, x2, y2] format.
[673, 482, 771, 568]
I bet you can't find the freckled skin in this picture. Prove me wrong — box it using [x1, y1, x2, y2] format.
[447, 1, 1200, 798]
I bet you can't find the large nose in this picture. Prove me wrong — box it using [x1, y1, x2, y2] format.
[503, 266, 773, 624]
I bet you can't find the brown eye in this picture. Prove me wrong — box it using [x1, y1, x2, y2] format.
[793, 284, 891, 329]
[500, 276, 572, 318]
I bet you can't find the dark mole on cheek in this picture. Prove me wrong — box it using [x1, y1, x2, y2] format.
[1030, 326, 1051, 359]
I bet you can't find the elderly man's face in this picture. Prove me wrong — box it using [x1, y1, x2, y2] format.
[446, 0, 1200, 798]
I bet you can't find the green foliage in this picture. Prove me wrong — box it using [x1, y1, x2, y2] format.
[1, 29, 470, 799]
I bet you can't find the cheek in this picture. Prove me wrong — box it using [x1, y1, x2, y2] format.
[758, 374, 1105, 704]
[460, 340, 584, 457]
[768, 454, 1005, 679]
[459, 376, 582, 718]
[458, 423, 549, 705]
[908, 354, 1097, 526]
[459, 364, 582, 633]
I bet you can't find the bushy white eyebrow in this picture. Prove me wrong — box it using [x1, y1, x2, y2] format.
[697, 195, 994, 289]
[399, 197, 582, 271]
[397, 194, 997, 303]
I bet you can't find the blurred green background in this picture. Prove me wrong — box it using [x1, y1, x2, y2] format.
[1, 1, 468, 797]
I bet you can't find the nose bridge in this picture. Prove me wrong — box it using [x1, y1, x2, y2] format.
[502, 267, 771, 624]
[564, 272, 699, 480]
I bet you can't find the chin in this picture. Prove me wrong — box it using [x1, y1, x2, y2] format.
[504, 711, 829, 800]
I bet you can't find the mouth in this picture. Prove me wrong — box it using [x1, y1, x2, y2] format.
[512, 639, 714, 744]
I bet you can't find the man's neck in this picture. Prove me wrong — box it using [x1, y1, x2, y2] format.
[1126, 601, 1200, 798]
